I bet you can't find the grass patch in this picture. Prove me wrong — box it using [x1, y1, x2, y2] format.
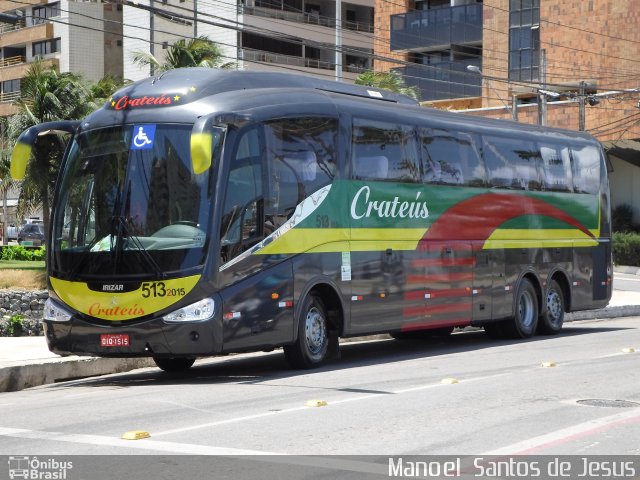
[0, 260, 45, 270]
[0, 265, 46, 290]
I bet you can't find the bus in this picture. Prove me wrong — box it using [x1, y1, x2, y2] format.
[11, 69, 611, 372]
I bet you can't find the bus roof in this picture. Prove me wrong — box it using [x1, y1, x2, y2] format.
[86, 69, 599, 146]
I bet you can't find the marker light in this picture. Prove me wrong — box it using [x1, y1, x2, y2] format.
[163, 298, 215, 323]
[43, 298, 73, 322]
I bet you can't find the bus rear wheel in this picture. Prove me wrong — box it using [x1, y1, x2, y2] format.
[502, 278, 538, 339]
[153, 356, 196, 372]
[538, 280, 565, 334]
[284, 294, 331, 369]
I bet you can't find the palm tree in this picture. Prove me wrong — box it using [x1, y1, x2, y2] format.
[90, 74, 129, 103]
[7, 60, 99, 238]
[355, 70, 420, 101]
[132, 35, 234, 74]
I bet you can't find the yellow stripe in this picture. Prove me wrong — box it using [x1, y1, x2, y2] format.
[483, 228, 599, 249]
[257, 228, 427, 255]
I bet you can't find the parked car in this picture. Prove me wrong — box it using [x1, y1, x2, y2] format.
[7, 224, 19, 241]
[17, 223, 45, 246]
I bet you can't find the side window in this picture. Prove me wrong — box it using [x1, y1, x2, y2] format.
[420, 128, 485, 186]
[483, 136, 541, 190]
[220, 128, 263, 263]
[352, 118, 420, 182]
[264, 117, 338, 228]
[539, 143, 573, 192]
[571, 144, 601, 194]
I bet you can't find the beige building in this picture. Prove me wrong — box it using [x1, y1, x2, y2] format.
[124, 0, 375, 82]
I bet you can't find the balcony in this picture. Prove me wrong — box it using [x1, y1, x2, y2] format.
[390, 3, 482, 52]
[0, 22, 53, 49]
[395, 59, 481, 101]
[239, 48, 366, 81]
[240, 5, 373, 33]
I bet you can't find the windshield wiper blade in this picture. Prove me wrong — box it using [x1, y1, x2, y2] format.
[114, 216, 166, 279]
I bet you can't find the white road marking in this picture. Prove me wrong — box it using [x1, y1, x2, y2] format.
[0, 426, 277, 455]
[153, 372, 509, 437]
[481, 407, 640, 455]
[0, 427, 387, 475]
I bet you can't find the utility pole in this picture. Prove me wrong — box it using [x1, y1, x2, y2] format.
[511, 93, 518, 121]
[335, 0, 342, 81]
[578, 81, 586, 131]
[538, 49, 547, 126]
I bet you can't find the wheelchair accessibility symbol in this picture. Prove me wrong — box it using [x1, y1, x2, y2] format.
[131, 125, 156, 150]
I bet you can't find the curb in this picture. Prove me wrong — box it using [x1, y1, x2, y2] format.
[613, 265, 640, 276]
[2, 305, 640, 393]
[565, 305, 640, 321]
[0, 357, 154, 393]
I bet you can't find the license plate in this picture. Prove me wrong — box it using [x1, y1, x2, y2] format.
[100, 334, 130, 347]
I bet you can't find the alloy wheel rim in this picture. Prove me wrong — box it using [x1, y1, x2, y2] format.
[305, 307, 327, 358]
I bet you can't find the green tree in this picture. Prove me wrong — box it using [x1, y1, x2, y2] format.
[90, 74, 129, 102]
[132, 35, 234, 73]
[355, 70, 420, 101]
[7, 60, 99, 238]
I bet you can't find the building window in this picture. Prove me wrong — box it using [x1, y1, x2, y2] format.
[32, 38, 61, 57]
[509, 0, 540, 82]
[32, 2, 60, 25]
[2, 79, 20, 93]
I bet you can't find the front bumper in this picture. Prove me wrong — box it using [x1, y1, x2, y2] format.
[44, 314, 223, 358]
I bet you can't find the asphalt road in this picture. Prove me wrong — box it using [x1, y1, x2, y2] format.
[0, 316, 639, 466]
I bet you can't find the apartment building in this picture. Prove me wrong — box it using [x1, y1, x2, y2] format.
[123, 0, 375, 82]
[0, 0, 123, 117]
[379, 0, 640, 219]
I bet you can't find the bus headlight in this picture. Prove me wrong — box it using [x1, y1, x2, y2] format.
[43, 298, 73, 322]
[163, 298, 215, 323]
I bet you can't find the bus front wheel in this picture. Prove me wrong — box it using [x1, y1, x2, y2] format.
[153, 356, 196, 372]
[284, 294, 331, 369]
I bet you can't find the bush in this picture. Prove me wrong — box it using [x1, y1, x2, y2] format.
[613, 232, 640, 266]
[0, 245, 45, 261]
[612, 204, 636, 232]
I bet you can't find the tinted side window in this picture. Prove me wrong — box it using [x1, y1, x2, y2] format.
[220, 128, 263, 261]
[264, 117, 338, 226]
[352, 119, 421, 182]
[571, 144, 601, 194]
[539, 143, 573, 192]
[420, 128, 486, 186]
[483, 136, 541, 190]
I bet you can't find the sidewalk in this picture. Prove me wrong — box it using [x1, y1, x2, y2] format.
[1, 283, 640, 392]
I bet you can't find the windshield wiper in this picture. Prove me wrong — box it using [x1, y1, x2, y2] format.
[113, 215, 165, 279]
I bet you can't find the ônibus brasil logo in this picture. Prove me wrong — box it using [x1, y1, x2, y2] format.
[8, 456, 73, 480]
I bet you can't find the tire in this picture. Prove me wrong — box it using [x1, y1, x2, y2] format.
[502, 278, 539, 339]
[284, 294, 332, 369]
[483, 321, 506, 339]
[153, 356, 195, 372]
[538, 279, 565, 335]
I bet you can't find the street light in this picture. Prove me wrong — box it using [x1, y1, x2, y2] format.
[467, 65, 517, 121]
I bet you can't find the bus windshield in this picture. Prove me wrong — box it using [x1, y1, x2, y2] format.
[51, 124, 222, 278]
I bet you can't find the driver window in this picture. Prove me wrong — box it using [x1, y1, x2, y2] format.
[220, 128, 264, 264]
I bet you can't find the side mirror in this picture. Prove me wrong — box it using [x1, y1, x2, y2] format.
[11, 121, 80, 180]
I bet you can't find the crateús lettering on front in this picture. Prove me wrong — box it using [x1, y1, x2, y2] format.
[350, 185, 429, 220]
[88, 303, 145, 317]
[112, 94, 173, 110]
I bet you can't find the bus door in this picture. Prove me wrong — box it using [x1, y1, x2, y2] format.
[217, 127, 295, 351]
